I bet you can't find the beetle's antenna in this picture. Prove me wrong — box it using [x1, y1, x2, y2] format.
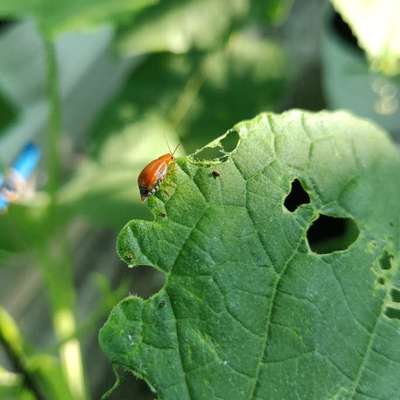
[172, 143, 180, 155]
[163, 132, 172, 154]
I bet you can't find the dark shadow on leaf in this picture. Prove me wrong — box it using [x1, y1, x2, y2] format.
[0, 89, 16, 134]
[330, 10, 363, 54]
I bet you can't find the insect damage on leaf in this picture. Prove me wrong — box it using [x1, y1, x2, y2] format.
[283, 178, 310, 212]
[192, 128, 240, 162]
[100, 110, 400, 400]
[306, 214, 359, 254]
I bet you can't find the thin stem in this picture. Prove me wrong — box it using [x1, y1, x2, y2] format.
[41, 33, 88, 400]
[43, 37, 62, 198]
[0, 330, 45, 400]
[37, 240, 88, 400]
[168, 70, 206, 130]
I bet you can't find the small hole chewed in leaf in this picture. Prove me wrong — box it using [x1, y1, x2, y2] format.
[385, 307, 400, 320]
[193, 146, 225, 161]
[126, 266, 165, 299]
[211, 170, 221, 178]
[379, 251, 393, 270]
[391, 288, 400, 303]
[122, 250, 135, 265]
[284, 179, 310, 212]
[377, 277, 386, 285]
[193, 130, 239, 162]
[102, 367, 154, 400]
[307, 214, 359, 254]
[220, 129, 240, 153]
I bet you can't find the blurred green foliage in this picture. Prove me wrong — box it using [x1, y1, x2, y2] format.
[0, 0, 293, 398]
[0, 0, 155, 36]
[0, 0, 399, 399]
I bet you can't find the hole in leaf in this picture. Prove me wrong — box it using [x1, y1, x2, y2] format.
[220, 130, 239, 153]
[123, 265, 165, 299]
[193, 146, 225, 161]
[391, 288, 400, 303]
[100, 368, 154, 400]
[385, 307, 400, 320]
[284, 179, 310, 212]
[306, 214, 359, 254]
[377, 277, 385, 285]
[210, 170, 221, 178]
[379, 251, 393, 270]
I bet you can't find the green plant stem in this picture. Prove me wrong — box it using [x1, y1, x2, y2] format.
[38, 243, 87, 400]
[0, 335, 45, 400]
[43, 37, 62, 198]
[41, 34, 87, 400]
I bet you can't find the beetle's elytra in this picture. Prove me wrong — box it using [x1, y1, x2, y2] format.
[137, 145, 179, 201]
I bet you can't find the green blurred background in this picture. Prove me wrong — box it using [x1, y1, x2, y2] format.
[0, 0, 399, 399]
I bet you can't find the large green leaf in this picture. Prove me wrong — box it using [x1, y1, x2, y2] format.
[331, 0, 400, 76]
[99, 110, 400, 399]
[0, 0, 155, 37]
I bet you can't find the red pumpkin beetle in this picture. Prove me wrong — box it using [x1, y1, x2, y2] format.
[137, 144, 180, 201]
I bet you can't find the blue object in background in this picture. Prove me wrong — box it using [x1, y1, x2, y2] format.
[0, 173, 7, 213]
[11, 142, 41, 180]
[0, 195, 8, 213]
[0, 142, 41, 213]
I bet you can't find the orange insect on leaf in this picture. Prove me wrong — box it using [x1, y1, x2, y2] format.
[137, 144, 180, 201]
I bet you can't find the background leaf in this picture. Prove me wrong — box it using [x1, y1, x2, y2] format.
[0, 22, 135, 165]
[0, 0, 155, 37]
[331, 0, 400, 75]
[321, 11, 400, 137]
[100, 110, 400, 399]
[116, 0, 293, 55]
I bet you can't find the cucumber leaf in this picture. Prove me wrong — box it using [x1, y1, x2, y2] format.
[100, 110, 400, 399]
